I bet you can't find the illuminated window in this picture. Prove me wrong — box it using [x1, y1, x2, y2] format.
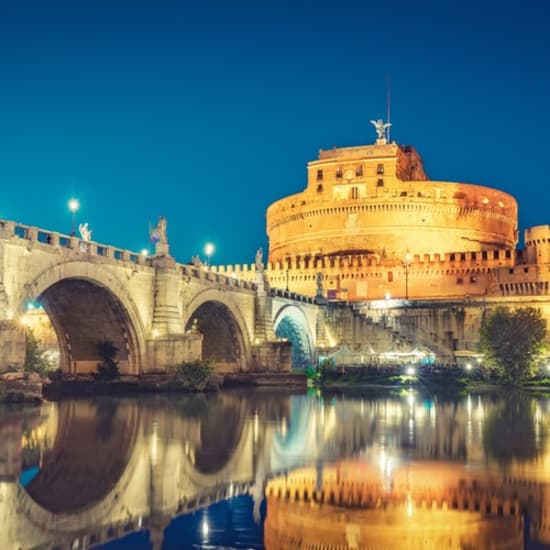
[317, 169, 323, 181]
[377, 163, 384, 175]
[336, 168, 343, 179]
[356, 165, 363, 176]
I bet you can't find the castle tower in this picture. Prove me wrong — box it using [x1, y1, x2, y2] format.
[267, 142, 517, 264]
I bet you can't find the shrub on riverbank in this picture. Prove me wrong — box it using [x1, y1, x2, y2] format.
[175, 360, 213, 391]
[93, 340, 120, 381]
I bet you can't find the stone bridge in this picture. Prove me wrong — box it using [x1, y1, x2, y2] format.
[0, 220, 329, 374]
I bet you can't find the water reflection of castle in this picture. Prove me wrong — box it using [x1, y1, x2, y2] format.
[2, 392, 550, 548]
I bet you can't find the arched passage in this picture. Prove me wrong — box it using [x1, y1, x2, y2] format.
[22, 399, 140, 514]
[273, 305, 313, 368]
[184, 292, 250, 373]
[21, 262, 147, 375]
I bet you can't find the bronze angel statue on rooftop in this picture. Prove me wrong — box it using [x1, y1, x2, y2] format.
[370, 119, 391, 141]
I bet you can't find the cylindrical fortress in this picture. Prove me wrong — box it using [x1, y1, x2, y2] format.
[267, 143, 518, 263]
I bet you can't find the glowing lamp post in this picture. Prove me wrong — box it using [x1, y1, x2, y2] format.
[68, 198, 80, 236]
[204, 243, 215, 268]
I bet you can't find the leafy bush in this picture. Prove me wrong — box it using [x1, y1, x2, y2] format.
[93, 340, 120, 381]
[24, 328, 51, 377]
[175, 360, 213, 391]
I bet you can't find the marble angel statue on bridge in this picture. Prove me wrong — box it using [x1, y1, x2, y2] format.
[78, 222, 92, 242]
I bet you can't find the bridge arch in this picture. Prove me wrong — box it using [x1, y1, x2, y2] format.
[183, 289, 252, 372]
[20, 261, 147, 375]
[273, 304, 314, 368]
[16, 400, 144, 537]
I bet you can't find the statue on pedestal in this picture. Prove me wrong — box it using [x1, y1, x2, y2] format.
[370, 119, 391, 143]
[78, 223, 92, 242]
[149, 216, 170, 258]
[150, 216, 167, 244]
[255, 247, 264, 271]
[315, 271, 327, 304]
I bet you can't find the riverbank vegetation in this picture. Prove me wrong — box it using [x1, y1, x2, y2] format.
[310, 306, 549, 391]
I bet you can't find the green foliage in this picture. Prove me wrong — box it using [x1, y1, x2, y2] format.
[175, 360, 213, 391]
[93, 340, 120, 381]
[479, 307, 547, 385]
[24, 328, 50, 376]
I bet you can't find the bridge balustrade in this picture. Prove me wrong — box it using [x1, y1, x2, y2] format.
[1, 219, 150, 267]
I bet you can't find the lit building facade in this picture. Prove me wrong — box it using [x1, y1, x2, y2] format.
[248, 138, 548, 302]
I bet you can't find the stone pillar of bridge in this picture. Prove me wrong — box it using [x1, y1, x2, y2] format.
[250, 257, 292, 371]
[146, 254, 202, 372]
[0, 320, 25, 372]
[254, 263, 274, 342]
[0, 227, 26, 371]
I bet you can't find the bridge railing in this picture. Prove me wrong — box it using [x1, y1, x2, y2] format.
[0, 220, 151, 266]
[179, 264, 257, 291]
[270, 287, 315, 304]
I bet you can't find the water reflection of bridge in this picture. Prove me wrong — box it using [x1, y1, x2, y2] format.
[3, 391, 550, 548]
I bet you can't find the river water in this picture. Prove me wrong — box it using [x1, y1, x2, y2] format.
[2, 388, 550, 549]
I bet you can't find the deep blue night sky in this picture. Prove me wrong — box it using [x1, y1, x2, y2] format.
[1, 0, 549, 265]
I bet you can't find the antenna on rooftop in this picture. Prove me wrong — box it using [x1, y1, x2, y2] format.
[386, 73, 391, 143]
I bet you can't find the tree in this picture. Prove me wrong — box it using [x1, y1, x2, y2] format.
[93, 340, 120, 381]
[24, 328, 50, 376]
[479, 306, 547, 384]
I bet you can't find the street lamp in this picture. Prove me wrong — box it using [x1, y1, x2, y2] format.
[204, 243, 214, 268]
[68, 198, 80, 236]
[404, 252, 412, 300]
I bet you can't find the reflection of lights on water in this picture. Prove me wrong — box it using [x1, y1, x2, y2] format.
[150, 422, 159, 465]
[280, 418, 287, 438]
[379, 448, 393, 477]
[201, 517, 209, 538]
[253, 412, 259, 442]
[407, 494, 413, 517]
